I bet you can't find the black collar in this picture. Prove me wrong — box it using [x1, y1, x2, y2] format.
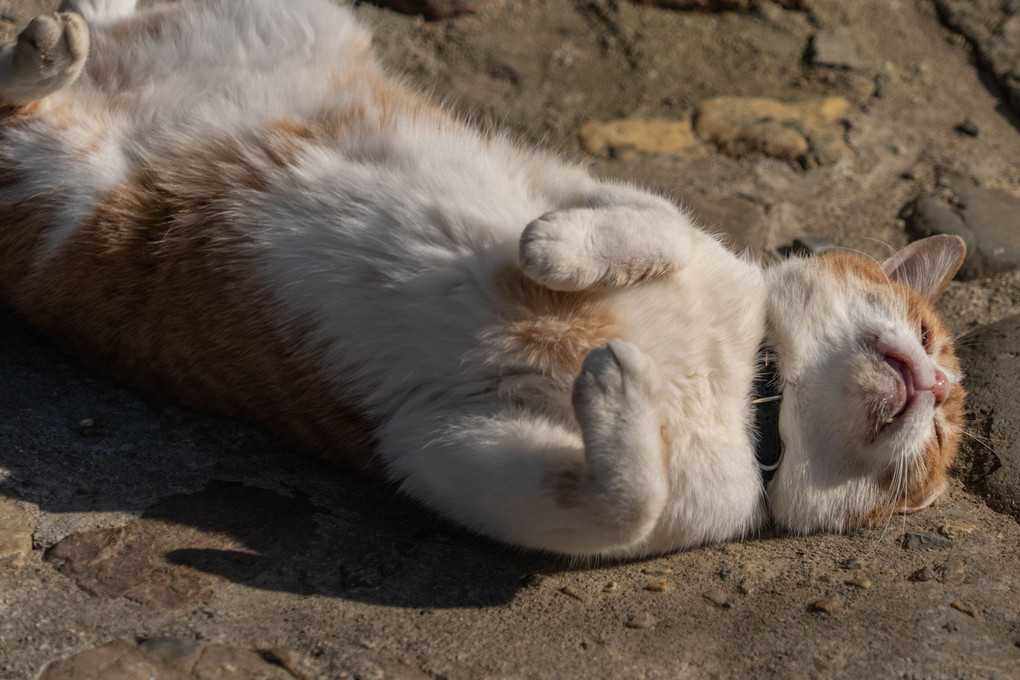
[753, 349, 783, 483]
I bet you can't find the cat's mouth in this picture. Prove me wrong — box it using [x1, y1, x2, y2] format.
[883, 354, 916, 422]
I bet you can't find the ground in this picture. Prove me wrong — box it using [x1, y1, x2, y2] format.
[1, 0, 1019, 678]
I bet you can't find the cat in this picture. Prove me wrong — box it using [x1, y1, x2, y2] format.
[0, 0, 966, 559]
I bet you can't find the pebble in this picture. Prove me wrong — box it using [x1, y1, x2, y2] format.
[845, 578, 872, 589]
[954, 120, 980, 137]
[909, 566, 937, 582]
[738, 578, 753, 595]
[644, 581, 670, 593]
[811, 595, 842, 614]
[603, 581, 619, 593]
[559, 585, 586, 602]
[900, 532, 952, 550]
[938, 524, 974, 539]
[950, 600, 976, 617]
[718, 568, 733, 581]
[641, 568, 673, 575]
[941, 559, 965, 576]
[625, 612, 657, 629]
[702, 589, 731, 608]
[806, 26, 862, 70]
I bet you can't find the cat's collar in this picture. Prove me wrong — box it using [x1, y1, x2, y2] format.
[753, 349, 783, 483]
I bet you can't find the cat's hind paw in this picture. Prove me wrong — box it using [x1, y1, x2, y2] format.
[573, 339, 662, 433]
[520, 211, 607, 291]
[0, 13, 89, 105]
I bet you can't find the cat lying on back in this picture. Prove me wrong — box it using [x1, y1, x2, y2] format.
[0, 0, 966, 558]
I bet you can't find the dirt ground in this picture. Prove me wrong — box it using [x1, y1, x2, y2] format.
[1, 0, 1019, 678]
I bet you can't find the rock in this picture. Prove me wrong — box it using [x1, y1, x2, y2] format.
[810, 595, 841, 614]
[683, 192, 767, 252]
[43, 482, 319, 607]
[579, 117, 706, 160]
[805, 27, 861, 69]
[370, 0, 492, 20]
[904, 172, 1020, 279]
[939, 524, 975, 539]
[900, 532, 953, 551]
[625, 612, 657, 629]
[933, 0, 1020, 116]
[632, 0, 811, 9]
[0, 496, 35, 569]
[845, 578, 872, 589]
[38, 638, 298, 679]
[644, 581, 670, 592]
[702, 589, 731, 608]
[692, 96, 852, 166]
[909, 566, 937, 582]
[954, 120, 980, 137]
[738, 577, 753, 595]
[950, 600, 977, 617]
[956, 316, 1020, 523]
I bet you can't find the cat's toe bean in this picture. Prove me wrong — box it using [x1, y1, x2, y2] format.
[576, 339, 661, 405]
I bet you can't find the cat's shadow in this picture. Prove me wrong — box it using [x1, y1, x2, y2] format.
[0, 307, 554, 609]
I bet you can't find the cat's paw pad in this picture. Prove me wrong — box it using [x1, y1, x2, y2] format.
[1, 13, 88, 104]
[574, 339, 662, 417]
[519, 211, 602, 291]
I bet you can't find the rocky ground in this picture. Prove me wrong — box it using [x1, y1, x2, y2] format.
[2, 0, 1020, 678]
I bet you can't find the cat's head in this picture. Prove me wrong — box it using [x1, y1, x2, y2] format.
[764, 235, 966, 533]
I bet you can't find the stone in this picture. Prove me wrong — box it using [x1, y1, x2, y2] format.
[644, 581, 670, 592]
[956, 315, 1020, 523]
[810, 595, 841, 614]
[954, 120, 980, 137]
[805, 27, 861, 69]
[910, 566, 937, 582]
[934, 0, 1020, 116]
[625, 612, 657, 629]
[370, 0, 492, 20]
[43, 482, 319, 607]
[0, 496, 35, 569]
[950, 600, 977, 617]
[939, 524, 975, 539]
[904, 172, 1020, 279]
[900, 532, 953, 551]
[702, 589, 731, 608]
[692, 96, 852, 166]
[579, 116, 706, 160]
[846, 578, 872, 589]
[38, 638, 298, 679]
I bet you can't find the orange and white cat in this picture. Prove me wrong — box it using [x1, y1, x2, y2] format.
[0, 0, 966, 558]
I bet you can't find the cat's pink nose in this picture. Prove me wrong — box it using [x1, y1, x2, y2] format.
[932, 369, 950, 405]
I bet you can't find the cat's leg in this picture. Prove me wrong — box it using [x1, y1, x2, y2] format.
[59, 0, 138, 25]
[0, 13, 89, 106]
[519, 184, 697, 292]
[382, 339, 669, 556]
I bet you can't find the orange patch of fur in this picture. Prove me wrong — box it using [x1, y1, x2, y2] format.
[490, 262, 621, 380]
[0, 129, 378, 473]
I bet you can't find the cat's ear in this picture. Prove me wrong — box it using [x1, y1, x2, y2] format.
[881, 235, 966, 302]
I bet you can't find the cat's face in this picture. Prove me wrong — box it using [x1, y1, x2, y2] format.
[764, 236, 966, 533]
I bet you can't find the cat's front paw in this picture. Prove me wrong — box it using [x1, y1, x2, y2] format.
[573, 339, 662, 430]
[0, 13, 89, 105]
[519, 211, 605, 291]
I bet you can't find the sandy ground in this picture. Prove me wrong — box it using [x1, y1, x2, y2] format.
[1, 0, 1019, 678]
